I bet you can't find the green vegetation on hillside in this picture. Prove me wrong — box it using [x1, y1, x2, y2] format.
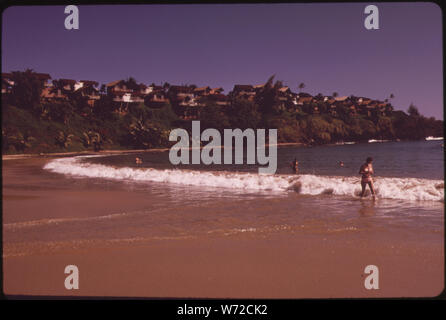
[2, 70, 443, 154]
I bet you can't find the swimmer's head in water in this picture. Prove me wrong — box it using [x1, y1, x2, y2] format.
[366, 157, 373, 163]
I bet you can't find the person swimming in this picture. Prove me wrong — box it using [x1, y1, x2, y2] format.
[291, 158, 299, 174]
[359, 157, 375, 198]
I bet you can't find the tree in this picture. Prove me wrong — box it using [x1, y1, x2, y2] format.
[332, 92, 339, 98]
[304, 116, 332, 144]
[55, 131, 74, 149]
[10, 69, 46, 115]
[127, 118, 169, 148]
[5, 131, 36, 152]
[328, 118, 348, 141]
[376, 116, 395, 139]
[124, 77, 139, 91]
[82, 130, 103, 151]
[407, 104, 420, 117]
[255, 75, 284, 121]
[298, 82, 305, 92]
[93, 94, 115, 120]
[46, 100, 75, 124]
[147, 101, 178, 129]
[227, 97, 261, 129]
[200, 103, 230, 131]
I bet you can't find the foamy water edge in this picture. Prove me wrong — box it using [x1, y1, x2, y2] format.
[43, 156, 444, 202]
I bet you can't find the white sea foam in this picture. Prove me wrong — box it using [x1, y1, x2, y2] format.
[43, 156, 444, 202]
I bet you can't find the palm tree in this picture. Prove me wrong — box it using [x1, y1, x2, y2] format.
[8, 132, 36, 152]
[55, 131, 74, 149]
[99, 84, 107, 95]
[10, 69, 47, 115]
[125, 77, 139, 91]
[388, 94, 395, 105]
[407, 104, 420, 117]
[82, 130, 102, 151]
[50, 79, 65, 96]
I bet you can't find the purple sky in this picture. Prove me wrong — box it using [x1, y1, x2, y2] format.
[2, 3, 443, 119]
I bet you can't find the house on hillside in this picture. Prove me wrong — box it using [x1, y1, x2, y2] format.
[324, 96, 335, 104]
[329, 104, 337, 116]
[34, 73, 52, 87]
[147, 84, 164, 94]
[1, 73, 14, 94]
[296, 92, 313, 105]
[75, 80, 101, 106]
[41, 87, 67, 101]
[112, 92, 144, 104]
[57, 79, 77, 92]
[145, 91, 169, 108]
[169, 85, 195, 101]
[311, 104, 320, 114]
[278, 86, 291, 94]
[210, 87, 224, 95]
[232, 84, 255, 99]
[204, 93, 230, 107]
[334, 96, 348, 102]
[357, 97, 372, 105]
[347, 104, 357, 116]
[106, 80, 133, 94]
[193, 86, 211, 97]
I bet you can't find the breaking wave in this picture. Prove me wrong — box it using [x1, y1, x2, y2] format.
[43, 156, 444, 202]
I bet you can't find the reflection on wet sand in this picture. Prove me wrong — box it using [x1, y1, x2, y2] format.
[359, 199, 377, 217]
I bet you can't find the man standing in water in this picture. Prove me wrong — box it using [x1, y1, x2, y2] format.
[359, 157, 376, 198]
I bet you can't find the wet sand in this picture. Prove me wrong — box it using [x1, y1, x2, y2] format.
[4, 234, 444, 298]
[2, 157, 444, 298]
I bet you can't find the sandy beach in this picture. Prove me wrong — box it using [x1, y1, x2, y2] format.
[4, 233, 443, 298]
[2, 155, 443, 298]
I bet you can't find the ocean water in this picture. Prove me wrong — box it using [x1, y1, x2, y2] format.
[4, 141, 444, 256]
[46, 140, 444, 200]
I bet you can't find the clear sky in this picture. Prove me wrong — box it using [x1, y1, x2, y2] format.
[2, 3, 443, 119]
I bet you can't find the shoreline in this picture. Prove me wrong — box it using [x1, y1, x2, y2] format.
[4, 137, 438, 161]
[2, 142, 307, 161]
